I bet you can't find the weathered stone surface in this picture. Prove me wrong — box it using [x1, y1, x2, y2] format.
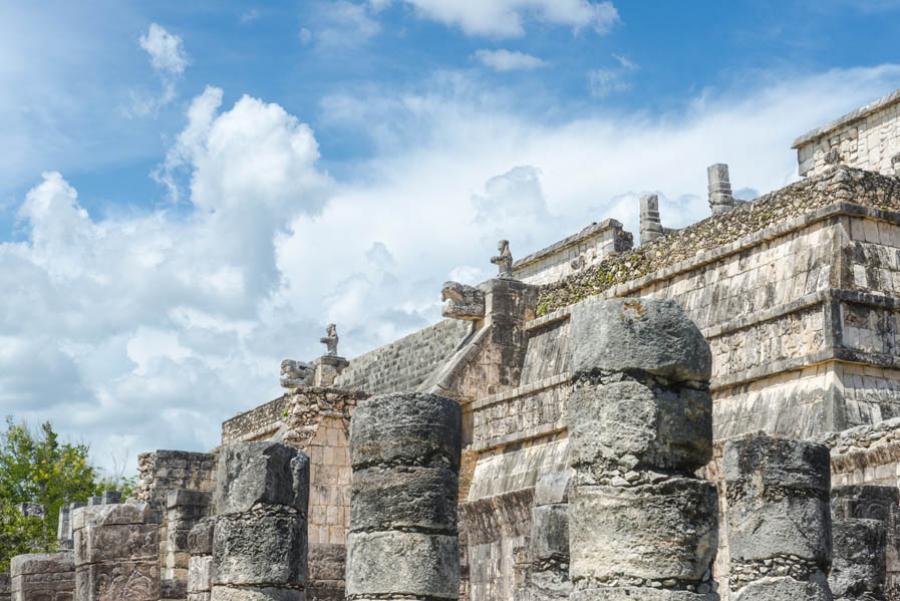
[161, 578, 187, 599]
[71, 503, 154, 531]
[349, 392, 462, 469]
[74, 560, 160, 601]
[569, 478, 718, 583]
[829, 518, 886, 599]
[210, 587, 304, 601]
[732, 575, 833, 601]
[307, 544, 344, 601]
[350, 465, 457, 534]
[214, 442, 309, 515]
[212, 508, 306, 587]
[569, 587, 717, 600]
[531, 504, 568, 562]
[533, 470, 572, 507]
[189, 556, 213, 594]
[345, 531, 459, 598]
[569, 298, 712, 383]
[0, 573, 10, 601]
[724, 434, 831, 565]
[74, 523, 158, 564]
[10, 552, 74, 601]
[568, 379, 712, 476]
[188, 518, 216, 556]
[442, 281, 486, 321]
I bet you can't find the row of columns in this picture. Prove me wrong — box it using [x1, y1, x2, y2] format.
[5, 298, 896, 601]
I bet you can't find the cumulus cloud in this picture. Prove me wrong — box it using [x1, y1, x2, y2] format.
[139, 23, 188, 76]
[4, 64, 900, 475]
[384, 0, 619, 37]
[131, 23, 189, 116]
[474, 49, 547, 71]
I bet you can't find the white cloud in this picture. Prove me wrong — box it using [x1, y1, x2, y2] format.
[588, 53, 638, 98]
[139, 23, 188, 76]
[308, 1, 382, 49]
[4, 65, 900, 476]
[474, 49, 547, 71]
[386, 0, 619, 37]
[131, 23, 189, 117]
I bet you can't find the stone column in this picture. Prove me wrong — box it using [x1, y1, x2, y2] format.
[73, 502, 160, 601]
[639, 194, 664, 244]
[829, 518, 886, 600]
[163, 490, 211, 599]
[346, 392, 462, 601]
[832, 486, 900, 590]
[527, 470, 573, 601]
[187, 517, 215, 601]
[708, 163, 735, 215]
[723, 433, 833, 600]
[10, 553, 74, 601]
[566, 297, 719, 600]
[211, 441, 309, 601]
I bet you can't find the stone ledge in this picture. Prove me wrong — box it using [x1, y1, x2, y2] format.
[471, 373, 570, 412]
[471, 423, 567, 454]
[524, 308, 571, 332]
[793, 88, 900, 148]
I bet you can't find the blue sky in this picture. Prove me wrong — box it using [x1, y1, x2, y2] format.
[2, 0, 900, 474]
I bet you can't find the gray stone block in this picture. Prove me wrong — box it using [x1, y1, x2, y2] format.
[212, 509, 306, 587]
[345, 531, 458, 598]
[349, 393, 461, 469]
[568, 379, 712, 475]
[569, 587, 718, 600]
[569, 478, 718, 583]
[732, 575, 833, 601]
[73, 523, 158, 565]
[210, 587, 304, 601]
[189, 517, 217, 556]
[350, 465, 458, 534]
[531, 504, 568, 562]
[71, 502, 154, 531]
[10, 552, 74, 601]
[569, 298, 712, 383]
[214, 442, 310, 515]
[829, 518, 886, 599]
[10, 553, 74, 577]
[75, 560, 159, 601]
[724, 434, 831, 565]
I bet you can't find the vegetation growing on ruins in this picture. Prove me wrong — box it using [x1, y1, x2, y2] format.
[0, 418, 134, 570]
[535, 167, 900, 315]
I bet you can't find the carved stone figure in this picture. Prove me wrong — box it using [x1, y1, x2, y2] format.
[280, 359, 313, 389]
[321, 323, 339, 356]
[490, 239, 514, 279]
[441, 281, 485, 321]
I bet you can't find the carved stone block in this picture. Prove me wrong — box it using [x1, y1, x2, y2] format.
[569, 479, 718, 584]
[212, 508, 306, 587]
[350, 465, 458, 534]
[214, 442, 310, 515]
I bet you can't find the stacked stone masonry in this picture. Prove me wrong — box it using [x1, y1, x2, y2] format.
[72, 502, 160, 601]
[723, 433, 834, 599]
[11, 553, 74, 601]
[565, 298, 719, 601]
[346, 392, 462, 601]
[210, 441, 309, 601]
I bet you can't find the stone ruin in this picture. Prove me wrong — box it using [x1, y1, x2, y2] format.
[8, 89, 900, 601]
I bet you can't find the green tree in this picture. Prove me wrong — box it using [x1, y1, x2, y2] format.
[0, 418, 134, 571]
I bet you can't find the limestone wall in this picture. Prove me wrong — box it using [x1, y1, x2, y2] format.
[795, 89, 900, 177]
[333, 318, 470, 394]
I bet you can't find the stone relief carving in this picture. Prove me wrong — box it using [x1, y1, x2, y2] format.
[441, 281, 485, 321]
[280, 359, 313, 389]
[97, 565, 155, 601]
